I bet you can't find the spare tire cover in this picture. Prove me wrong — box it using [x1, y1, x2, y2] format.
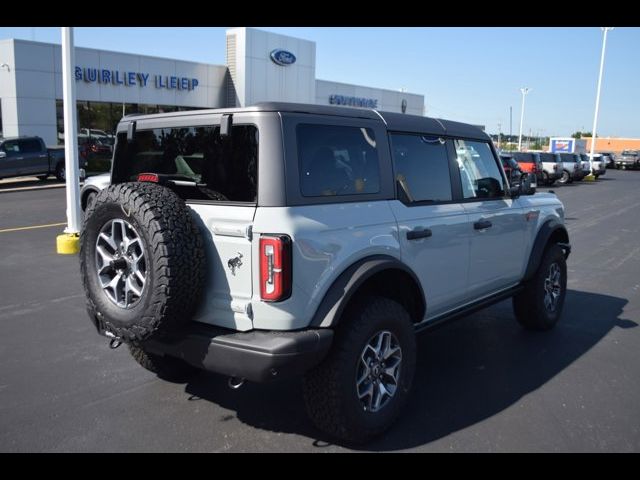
[80, 182, 205, 343]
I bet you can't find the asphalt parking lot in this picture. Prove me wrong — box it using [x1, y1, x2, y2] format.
[1, 170, 639, 452]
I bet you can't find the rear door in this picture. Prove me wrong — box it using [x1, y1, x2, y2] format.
[18, 138, 49, 174]
[388, 133, 470, 319]
[454, 139, 526, 299]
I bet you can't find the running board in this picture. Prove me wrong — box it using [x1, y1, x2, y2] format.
[415, 285, 525, 334]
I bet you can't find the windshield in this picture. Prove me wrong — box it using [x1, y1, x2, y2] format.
[622, 150, 638, 156]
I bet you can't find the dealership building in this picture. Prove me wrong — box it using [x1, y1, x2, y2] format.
[0, 27, 424, 146]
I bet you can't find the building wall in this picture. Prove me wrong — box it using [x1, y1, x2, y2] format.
[227, 27, 316, 107]
[316, 79, 424, 115]
[1, 39, 227, 145]
[584, 137, 640, 154]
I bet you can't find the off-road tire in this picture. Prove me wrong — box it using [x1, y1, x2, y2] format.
[83, 190, 97, 215]
[80, 182, 205, 344]
[303, 296, 416, 444]
[513, 244, 567, 331]
[128, 344, 199, 382]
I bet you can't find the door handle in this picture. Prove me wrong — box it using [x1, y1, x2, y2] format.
[473, 219, 492, 230]
[407, 228, 432, 240]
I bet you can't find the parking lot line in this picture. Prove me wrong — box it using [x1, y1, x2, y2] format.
[0, 222, 67, 234]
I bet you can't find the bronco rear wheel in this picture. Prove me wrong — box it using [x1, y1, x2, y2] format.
[80, 182, 205, 344]
[303, 296, 416, 444]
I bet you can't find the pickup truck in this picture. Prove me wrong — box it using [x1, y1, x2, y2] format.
[0, 136, 86, 181]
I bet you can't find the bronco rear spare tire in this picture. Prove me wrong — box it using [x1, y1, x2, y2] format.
[80, 182, 205, 343]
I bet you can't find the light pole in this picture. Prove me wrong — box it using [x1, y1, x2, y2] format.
[518, 87, 531, 151]
[586, 27, 614, 181]
[497, 122, 502, 150]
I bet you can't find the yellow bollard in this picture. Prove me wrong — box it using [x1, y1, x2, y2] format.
[56, 232, 80, 254]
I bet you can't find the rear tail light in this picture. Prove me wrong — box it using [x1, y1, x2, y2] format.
[260, 235, 292, 302]
[137, 173, 159, 183]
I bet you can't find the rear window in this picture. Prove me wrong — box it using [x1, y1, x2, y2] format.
[112, 125, 258, 203]
[539, 153, 560, 163]
[297, 124, 380, 197]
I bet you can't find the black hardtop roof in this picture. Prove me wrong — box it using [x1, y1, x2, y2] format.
[121, 102, 488, 140]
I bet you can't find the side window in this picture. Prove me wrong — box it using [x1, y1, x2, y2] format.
[455, 139, 505, 200]
[390, 133, 452, 203]
[297, 124, 380, 197]
[3, 141, 21, 154]
[20, 139, 42, 153]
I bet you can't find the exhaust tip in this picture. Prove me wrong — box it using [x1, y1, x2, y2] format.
[228, 376, 246, 390]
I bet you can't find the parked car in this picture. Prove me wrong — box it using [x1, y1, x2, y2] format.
[512, 152, 545, 187]
[537, 152, 563, 185]
[581, 153, 606, 178]
[79, 103, 570, 444]
[79, 128, 115, 146]
[500, 154, 523, 186]
[598, 151, 616, 168]
[558, 153, 586, 182]
[0, 136, 86, 181]
[80, 172, 110, 213]
[616, 150, 640, 170]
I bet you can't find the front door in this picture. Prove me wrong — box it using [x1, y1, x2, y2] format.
[453, 138, 525, 299]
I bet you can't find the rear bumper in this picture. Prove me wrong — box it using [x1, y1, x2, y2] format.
[143, 323, 334, 383]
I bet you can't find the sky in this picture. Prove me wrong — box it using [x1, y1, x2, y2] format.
[1, 26, 639, 138]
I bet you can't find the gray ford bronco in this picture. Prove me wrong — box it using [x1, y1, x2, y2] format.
[80, 102, 571, 444]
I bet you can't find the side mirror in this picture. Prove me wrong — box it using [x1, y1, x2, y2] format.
[521, 173, 536, 195]
[0, 151, 6, 159]
[508, 184, 521, 199]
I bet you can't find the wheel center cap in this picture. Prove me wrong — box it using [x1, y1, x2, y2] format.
[111, 257, 128, 271]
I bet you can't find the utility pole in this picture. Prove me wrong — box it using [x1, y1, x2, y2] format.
[509, 106, 513, 145]
[586, 27, 614, 181]
[518, 88, 531, 151]
[497, 122, 502, 150]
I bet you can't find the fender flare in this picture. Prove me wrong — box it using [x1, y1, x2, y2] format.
[523, 219, 571, 282]
[310, 255, 426, 328]
[81, 186, 101, 210]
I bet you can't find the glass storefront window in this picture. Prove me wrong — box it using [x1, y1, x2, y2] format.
[55, 100, 200, 173]
[55, 100, 200, 145]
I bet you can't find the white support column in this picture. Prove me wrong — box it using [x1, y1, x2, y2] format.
[588, 27, 614, 178]
[61, 27, 81, 235]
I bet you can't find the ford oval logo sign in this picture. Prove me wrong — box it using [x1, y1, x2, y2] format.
[270, 49, 296, 66]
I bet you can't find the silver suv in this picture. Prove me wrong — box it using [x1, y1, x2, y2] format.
[79, 103, 571, 444]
